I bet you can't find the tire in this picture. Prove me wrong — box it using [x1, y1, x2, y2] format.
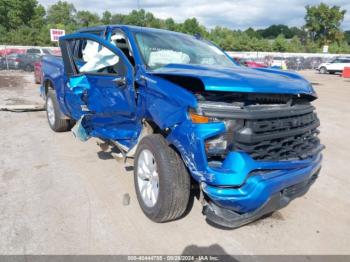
[319, 67, 327, 74]
[25, 64, 33, 72]
[134, 134, 191, 223]
[46, 90, 71, 132]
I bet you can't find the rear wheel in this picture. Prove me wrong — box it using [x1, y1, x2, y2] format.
[319, 67, 327, 74]
[46, 90, 72, 132]
[134, 134, 191, 223]
[25, 64, 33, 72]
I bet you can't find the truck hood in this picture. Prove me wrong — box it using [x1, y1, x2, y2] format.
[150, 64, 316, 97]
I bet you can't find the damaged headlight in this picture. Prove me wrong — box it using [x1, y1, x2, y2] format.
[188, 108, 236, 157]
[205, 135, 228, 156]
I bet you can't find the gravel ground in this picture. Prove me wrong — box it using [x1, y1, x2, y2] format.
[0, 70, 349, 255]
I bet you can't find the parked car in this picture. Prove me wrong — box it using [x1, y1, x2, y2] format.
[0, 53, 41, 71]
[317, 57, 350, 74]
[26, 48, 54, 56]
[19, 53, 41, 71]
[0, 56, 6, 70]
[41, 26, 323, 229]
[34, 59, 43, 84]
[2, 53, 22, 69]
[271, 57, 287, 69]
[233, 57, 267, 68]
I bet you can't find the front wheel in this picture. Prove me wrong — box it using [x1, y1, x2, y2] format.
[319, 67, 327, 74]
[134, 134, 191, 223]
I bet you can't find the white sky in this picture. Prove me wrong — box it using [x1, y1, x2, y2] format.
[38, 0, 350, 30]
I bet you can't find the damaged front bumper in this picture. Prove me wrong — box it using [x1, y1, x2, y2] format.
[167, 121, 323, 228]
[201, 153, 322, 228]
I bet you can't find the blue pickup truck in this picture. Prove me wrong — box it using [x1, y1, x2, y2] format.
[41, 25, 323, 228]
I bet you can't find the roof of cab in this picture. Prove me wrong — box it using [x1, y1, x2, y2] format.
[76, 24, 189, 36]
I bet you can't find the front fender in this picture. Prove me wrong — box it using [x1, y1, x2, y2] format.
[143, 74, 197, 129]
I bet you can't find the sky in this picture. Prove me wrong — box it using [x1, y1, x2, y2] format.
[38, 0, 350, 30]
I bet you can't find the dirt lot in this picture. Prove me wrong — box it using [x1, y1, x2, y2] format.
[0, 70, 349, 255]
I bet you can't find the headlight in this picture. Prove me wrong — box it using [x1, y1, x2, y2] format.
[205, 135, 227, 156]
[188, 108, 240, 158]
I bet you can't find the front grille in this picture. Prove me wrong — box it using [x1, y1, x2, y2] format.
[200, 100, 323, 162]
[232, 109, 322, 161]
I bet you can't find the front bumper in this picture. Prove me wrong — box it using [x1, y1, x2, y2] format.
[202, 152, 322, 214]
[203, 169, 319, 229]
[167, 121, 323, 227]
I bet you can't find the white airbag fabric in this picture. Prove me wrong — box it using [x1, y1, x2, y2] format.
[148, 50, 190, 67]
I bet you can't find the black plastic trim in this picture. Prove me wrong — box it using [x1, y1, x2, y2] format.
[200, 103, 315, 120]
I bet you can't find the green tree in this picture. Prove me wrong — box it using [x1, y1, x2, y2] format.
[305, 3, 346, 44]
[259, 24, 295, 39]
[0, 0, 43, 31]
[344, 30, 350, 44]
[164, 18, 176, 31]
[288, 36, 304, 52]
[272, 34, 289, 51]
[181, 18, 207, 36]
[76, 10, 100, 27]
[101, 11, 111, 25]
[46, 0, 76, 26]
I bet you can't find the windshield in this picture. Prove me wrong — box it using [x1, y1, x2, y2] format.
[134, 31, 235, 70]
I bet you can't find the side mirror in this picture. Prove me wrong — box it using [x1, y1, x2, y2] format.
[112, 76, 126, 87]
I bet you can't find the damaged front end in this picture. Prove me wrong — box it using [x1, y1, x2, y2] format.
[166, 91, 324, 228]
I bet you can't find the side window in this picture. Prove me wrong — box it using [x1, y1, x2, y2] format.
[68, 38, 126, 76]
[27, 48, 40, 54]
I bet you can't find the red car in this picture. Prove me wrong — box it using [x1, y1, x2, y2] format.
[233, 57, 267, 68]
[34, 60, 42, 84]
[244, 60, 267, 68]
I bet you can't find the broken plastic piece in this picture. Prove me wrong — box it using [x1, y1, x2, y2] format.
[69, 75, 90, 95]
[71, 117, 90, 141]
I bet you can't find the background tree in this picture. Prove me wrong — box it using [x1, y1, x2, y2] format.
[305, 3, 346, 44]
[0, 0, 349, 52]
[0, 0, 42, 31]
[101, 11, 112, 24]
[46, 0, 76, 26]
[272, 34, 288, 51]
[76, 10, 100, 27]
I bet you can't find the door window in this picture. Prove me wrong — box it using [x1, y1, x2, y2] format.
[69, 38, 126, 76]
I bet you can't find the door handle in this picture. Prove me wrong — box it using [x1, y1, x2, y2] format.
[112, 77, 126, 87]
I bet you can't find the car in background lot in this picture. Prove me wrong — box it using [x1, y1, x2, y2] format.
[271, 57, 287, 69]
[1, 53, 22, 69]
[233, 57, 267, 68]
[26, 48, 54, 56]
[0, 53, 40, 71]
[317, 57, 350, 74]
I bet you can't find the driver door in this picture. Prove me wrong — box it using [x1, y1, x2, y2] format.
[59, 33, 140, 145]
